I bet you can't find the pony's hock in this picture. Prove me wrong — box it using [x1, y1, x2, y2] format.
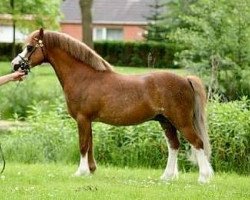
[11, 28, 213, 183]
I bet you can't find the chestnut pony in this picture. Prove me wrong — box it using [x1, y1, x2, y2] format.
[11, 29, 213, 183]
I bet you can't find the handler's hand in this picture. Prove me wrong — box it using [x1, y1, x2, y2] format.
[10, 71, 25, 81]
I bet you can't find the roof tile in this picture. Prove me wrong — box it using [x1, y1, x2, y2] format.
[61, 0, 159, 24]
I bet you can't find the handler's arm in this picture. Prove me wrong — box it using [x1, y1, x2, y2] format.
[0, 71, 25, 86]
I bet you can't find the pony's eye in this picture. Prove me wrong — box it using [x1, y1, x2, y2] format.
[27, 45, 34, 52]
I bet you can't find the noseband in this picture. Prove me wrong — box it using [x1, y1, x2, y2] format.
[15, 38, 46, 75]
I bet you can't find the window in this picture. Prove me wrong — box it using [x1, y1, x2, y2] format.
[107, 29, 123, 41]
[94, 28, 104, 41]
[93, 27, 123, 41]
[0, 25, 26, 43]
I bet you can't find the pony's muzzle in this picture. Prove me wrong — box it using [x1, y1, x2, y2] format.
[13, 63, 21, 72]
[12, 61, 30, 75]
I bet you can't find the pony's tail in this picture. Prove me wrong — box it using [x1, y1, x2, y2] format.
[187, 76, 211, 160]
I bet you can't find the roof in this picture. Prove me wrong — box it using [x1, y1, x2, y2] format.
[61, 0, 160, 25]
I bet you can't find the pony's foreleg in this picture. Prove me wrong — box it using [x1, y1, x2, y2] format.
[74, 117, 92, 176]
[160, 121, 179, 181]
[88, 131, 97, 173]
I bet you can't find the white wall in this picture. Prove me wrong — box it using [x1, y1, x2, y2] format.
[0, 25, 26, 43]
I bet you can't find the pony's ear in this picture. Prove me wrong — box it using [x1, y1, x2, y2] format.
[39, 28, 44, 39]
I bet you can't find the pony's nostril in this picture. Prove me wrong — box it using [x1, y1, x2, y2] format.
[13, 64, 21, 71]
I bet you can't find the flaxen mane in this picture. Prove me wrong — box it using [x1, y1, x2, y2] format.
[35, 31, 113, 71]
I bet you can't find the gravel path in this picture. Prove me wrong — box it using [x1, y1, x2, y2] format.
[0, 120, 24, 131]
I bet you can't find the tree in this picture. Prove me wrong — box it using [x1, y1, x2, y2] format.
[143, 0, 168, 42]
[0, 0, 61, 57]
[10, 0, 16, 57]
[79, 0, 93, 49]
[168, 0, 250, 100]
[0, 0, 61, 30]
[164, 0, 198, 31]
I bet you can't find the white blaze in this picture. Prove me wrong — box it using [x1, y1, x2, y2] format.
[11, 48, 27, 66]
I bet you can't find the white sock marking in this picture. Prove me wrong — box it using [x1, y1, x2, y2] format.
[74, 153, 90, 176]
[161, 147, 179, 181]
[195, 149, 213, 183]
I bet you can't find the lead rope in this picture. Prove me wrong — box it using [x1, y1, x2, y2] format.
[0, 143, 5, 174]
[0, 81, 22, 175]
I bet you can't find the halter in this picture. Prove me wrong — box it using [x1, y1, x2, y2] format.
[15, 37, 46, 75]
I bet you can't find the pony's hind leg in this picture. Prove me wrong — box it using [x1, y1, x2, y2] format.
[159, 119, 180, 181]
[180, 125, 213, 183]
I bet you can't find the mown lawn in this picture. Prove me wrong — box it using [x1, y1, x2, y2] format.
[0, 163, 249, 200]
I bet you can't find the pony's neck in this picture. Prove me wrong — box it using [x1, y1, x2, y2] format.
[47, 48, 96, 88]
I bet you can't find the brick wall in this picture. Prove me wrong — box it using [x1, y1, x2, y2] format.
[123, 25, 145, 41]
[60, 23, 82, 41]
[60, 23, 145, 41]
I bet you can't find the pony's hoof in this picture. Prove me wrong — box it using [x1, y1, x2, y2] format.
[89, 164, 97, 174]
[73, 169, 90, 177]
[160, 173, 178, 181]
[198, 175, 210, 184]
[198, 171, 213, 184]
[198, 174, 212, 184]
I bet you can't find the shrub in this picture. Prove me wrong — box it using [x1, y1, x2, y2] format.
[94, 41, 180, 68]
[0, 101, 78, 164]
[0, 99, 249, 174]
[0, 42, 181, 68]
[208, 97, 250, 173]
[219, 69, 250, 100]
[0, 43, 22, 61]
[0, 77, 62, 119]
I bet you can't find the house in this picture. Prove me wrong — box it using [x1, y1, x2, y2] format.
[0, 0, 155, 43]
[61, 0, 154, 41]
[0, 14, 26, 43]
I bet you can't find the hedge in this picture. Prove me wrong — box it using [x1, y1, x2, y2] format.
[94, 41, 181, 68]
[0, 43, 22, 61]
[0, 41, 181, 68]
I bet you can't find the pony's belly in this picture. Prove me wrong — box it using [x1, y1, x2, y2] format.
[95, 112, 155, 126]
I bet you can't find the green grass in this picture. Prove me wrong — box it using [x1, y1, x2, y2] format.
[0, 163, 249, 200]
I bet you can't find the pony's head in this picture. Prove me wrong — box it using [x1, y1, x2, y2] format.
[11, 28, 47, 74]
